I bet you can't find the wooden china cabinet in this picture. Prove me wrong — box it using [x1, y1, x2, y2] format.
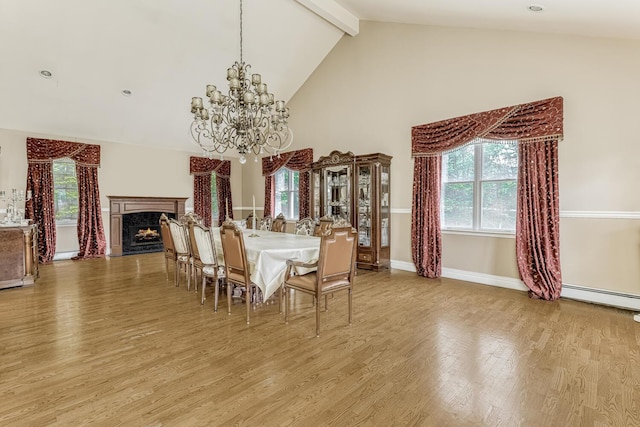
[310, 150, 392, 271]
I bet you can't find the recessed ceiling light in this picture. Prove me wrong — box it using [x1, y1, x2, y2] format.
[121, 89, 132, 96]
[39, 70, 53, 79]
[528, 4, 544, 12]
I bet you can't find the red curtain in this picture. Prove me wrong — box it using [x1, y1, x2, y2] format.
[261, 148, 313, 218]
[25, 162, 56, 263]
[411, 96, 563, 300]
[411, 156, 442, 278]
[516, 140, 562, 300]
[190, 157, 232, 227]
[25, 137, 106, 263]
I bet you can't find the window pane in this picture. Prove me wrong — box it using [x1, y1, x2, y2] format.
[211, 174, 219, 220]
[481, 181, 517, 231]
[482, 143, 518, 180]
[292, 191, 299, 219]
[53, 159, 78, 221]
[442, 182, 473, 228]
[275, 170, 287, 192]
[443, 145, 474, 182]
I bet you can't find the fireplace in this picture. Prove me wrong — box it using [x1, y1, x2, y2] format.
[121, 211, 175, 255]
[108, 196, 187, 256]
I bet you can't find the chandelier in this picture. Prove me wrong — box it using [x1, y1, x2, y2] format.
[189, 0, 293, 164]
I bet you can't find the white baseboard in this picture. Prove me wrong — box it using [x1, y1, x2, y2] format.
[390, 260, 640, 312]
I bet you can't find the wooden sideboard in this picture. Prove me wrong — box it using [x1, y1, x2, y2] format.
[0, 224, 39, 289]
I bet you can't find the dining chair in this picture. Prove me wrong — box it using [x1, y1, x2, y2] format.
[159, 213, 175, 280]
[168, 219, 191, 290]
[294, 217, 315, 236]
[189, 221, 225, 309]
[271, 213, 287, 233]
[245, 213, 255, 229]
[219, 221, 258, 323]
[259, 215, 273, 231]
[283, 225, 357, 337]
[184, 215, 204, 293]
[314, 215, 334, 237]
[179, 211, 203, 225]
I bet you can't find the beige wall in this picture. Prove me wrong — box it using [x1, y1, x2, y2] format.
[0, 128, 243, 254]
[283, 22, 640, 294]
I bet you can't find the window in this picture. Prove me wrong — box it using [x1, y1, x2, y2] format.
[274, 168, 299, 219]
[441, 142, 518, 232]
[53, 158, 79, 223]
[211, 174, 219, 223]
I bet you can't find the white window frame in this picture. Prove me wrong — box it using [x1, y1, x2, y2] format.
[274, 168, 299, 220]
[52, 158, 79, 226]
[441, 142, 518, 235]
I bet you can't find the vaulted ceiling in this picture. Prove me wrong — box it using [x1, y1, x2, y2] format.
[1, 0, 638, 155]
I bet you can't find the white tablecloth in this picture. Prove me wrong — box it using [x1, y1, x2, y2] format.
[212, 228, 320, 300]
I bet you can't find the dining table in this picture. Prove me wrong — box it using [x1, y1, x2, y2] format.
[211, 227, 320, 301]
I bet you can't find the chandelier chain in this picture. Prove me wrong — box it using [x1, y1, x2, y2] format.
[188, 0, 293, 164]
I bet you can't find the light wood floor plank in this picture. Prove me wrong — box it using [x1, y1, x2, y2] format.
[1, 253, 640, 426]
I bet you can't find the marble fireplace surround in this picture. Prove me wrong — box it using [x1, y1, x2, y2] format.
[108, 196, 187, 256]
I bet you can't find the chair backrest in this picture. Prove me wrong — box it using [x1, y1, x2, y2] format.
[295, 217, 314, 236]
[259, 215, 273, 231]
[159, 213, 175, 257]
[314, 215, 334, 237]
[271, 213, 286, 233]
[179, 212, 202, 224]
[219, 222, 250, 285]
[190, 222, 217, 266]
[168, 219, 189, 255]
[246, 213, 254, 229]
[316, 226, 357, 290]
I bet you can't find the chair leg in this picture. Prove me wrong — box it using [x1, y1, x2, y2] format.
[187, 263, 192, 292]
[246, 285, 251, 324]
[174, 260, 180, 287]
[164, 257, 169, 279]
[284, 286, 290, 324]
[227, 281, 232, 315]
[316, 295, 321, 338]
[348, 288, 352, 325]
[214, 278, 219, 312]
[201, 275, 207, 305]
[325, 294, 329, 311]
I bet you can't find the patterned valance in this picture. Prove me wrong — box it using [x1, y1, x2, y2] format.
[411, 96, 563, 157]
[262, 148, 313, 176]
[27, 137, 101, 167]
[189, 157, 231, 178]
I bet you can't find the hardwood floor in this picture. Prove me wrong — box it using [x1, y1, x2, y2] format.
[1, 254, 639, 426]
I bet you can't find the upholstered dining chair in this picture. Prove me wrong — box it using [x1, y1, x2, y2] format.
[159, 213, 175, 279]
[245, 213, 255, 229]
[294, 217, 315, 236]
[219, 221, 258, 323]
[314, 215, 334, 237]
[168, 218, 191, 290]
[189, 221, 225, 309]
[179, 211, 203, 225]
[283, 225, 357, 337]
[271, 213, 287, 233]
[259, 215, 273, 231]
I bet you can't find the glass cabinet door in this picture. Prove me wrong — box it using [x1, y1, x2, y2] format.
[380, 165, 390, 247]
[324, 165, 350, 221]
[357, 164, 371, 247]
[312, 170, 321, 220]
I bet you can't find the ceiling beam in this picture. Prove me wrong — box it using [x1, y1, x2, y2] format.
[296, 0, 359, 36]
